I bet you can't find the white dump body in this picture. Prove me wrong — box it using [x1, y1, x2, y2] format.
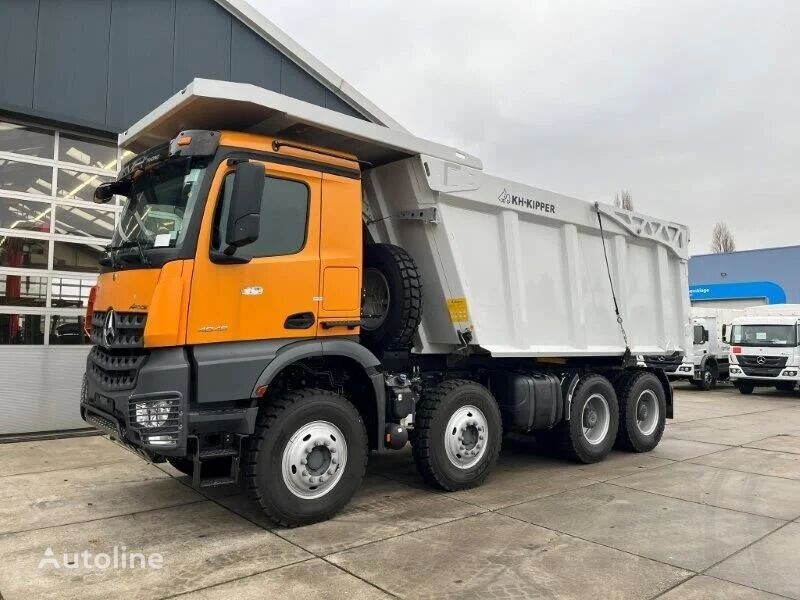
[366, 157, 690, 357]
[121, 78, 691, 359]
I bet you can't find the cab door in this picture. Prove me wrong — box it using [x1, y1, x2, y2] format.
[187, 161, 322, 345]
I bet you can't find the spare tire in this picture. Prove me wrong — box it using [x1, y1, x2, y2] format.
[361, 243, 422, 351]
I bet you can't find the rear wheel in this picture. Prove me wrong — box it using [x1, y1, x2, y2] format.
[361, 243, 422, 352]
[615, 371, 666, 452]
[412, 380, 502, 491]
[736, 382, 755, 395]
[246, 389, 368, 527]
[551, 374, 618, 463]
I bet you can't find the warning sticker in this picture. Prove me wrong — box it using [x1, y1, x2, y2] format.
[447, 297, 469, 322]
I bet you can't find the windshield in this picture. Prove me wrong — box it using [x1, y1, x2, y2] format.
[731, 324, 798, 347]
[112, 157, 206, 251]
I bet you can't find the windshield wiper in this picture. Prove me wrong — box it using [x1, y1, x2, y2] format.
[105, 239, 152, 266]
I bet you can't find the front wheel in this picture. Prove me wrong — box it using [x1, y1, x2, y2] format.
[412, 380, 502, 491]
[615, 371, 666, 452]
[698, 365, 717, 391]
[552, 374, 619, 463]
[246, 389, 368, 527]
[736, 382, 755, 395]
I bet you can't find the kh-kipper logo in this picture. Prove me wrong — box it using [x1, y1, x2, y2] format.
[498, 188, 556, 214]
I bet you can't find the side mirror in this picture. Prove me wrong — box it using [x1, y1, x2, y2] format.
[224, 162, 264, 255]
[703, 329, 709, 342]
[94, 180, 130, 203]
[721, 324, 727, 343]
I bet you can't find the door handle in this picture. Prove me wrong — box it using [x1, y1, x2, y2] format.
[284, 312, 315, 329]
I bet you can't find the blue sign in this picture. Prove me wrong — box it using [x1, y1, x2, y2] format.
[689, 281, 786, 304]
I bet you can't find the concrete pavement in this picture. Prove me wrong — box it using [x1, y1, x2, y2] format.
[1, 383, 800, 599]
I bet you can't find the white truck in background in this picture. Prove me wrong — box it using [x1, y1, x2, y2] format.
[728, 304, 800, 394]
[673, 307, 744, 389]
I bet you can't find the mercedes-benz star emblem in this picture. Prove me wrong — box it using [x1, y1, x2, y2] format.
[103, 309, 117, 348]
[756, 356, 766, 365]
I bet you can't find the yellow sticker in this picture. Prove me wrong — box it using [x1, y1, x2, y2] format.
[447, 297, 469, 322]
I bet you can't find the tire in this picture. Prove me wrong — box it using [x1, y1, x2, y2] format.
[615, 371, 666, 452]
[412, 380, 502, 491]
[361, 243, 422, 351]
[165, 457, 193, 476]
[551, 374, 618, 463]
[737, 382, 755, 395]
[698, 364, 717, 391]
[246, 389, 368, 527]
[776, 382, 796, 392]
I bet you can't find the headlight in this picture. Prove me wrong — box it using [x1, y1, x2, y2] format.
[134, 400, 174, 429]
[783, 370, 798, 377]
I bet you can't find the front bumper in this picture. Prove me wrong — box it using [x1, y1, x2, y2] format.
[729, 368, 800, 384]
[81, 346, 192, 457]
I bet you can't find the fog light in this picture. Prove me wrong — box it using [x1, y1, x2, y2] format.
[730, 367, 741, 374]
[134, 401, 173, 429]
[146, 435, 177, 447]
[783, 370, 798, 377]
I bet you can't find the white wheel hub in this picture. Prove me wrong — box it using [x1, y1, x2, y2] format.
[635, 389, 659, 436]
[444, 405, 489, 469]
[582, 393, 611, 445]
[281, 420, 347, 499]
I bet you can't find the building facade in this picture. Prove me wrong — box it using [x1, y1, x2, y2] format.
[688, 245, 800, 309]
[0, 0, 395, 436]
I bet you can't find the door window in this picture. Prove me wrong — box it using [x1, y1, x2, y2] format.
[215, 172, 309, 258]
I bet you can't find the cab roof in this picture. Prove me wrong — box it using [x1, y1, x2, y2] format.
[120, 78, 483, 170]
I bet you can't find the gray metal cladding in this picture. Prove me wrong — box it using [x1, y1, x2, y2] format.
[0, 0, 366, 133]
[0, 0, 39, 109]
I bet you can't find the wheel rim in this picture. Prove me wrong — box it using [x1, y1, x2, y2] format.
[581, 393, 610, 445]
[361, 268, 390, 331]
[281, 420, 348, 500]
[635, 389, 659, 436]
[704, 369, 713, 385]
[444, 405, 488, 469]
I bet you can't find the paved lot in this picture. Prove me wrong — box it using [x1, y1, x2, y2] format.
[2, 383, 800, 599]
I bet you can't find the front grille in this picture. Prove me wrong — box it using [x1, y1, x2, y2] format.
[90, 310, 147, 348]
[644, 353, 683, 373]
[128, 395, 183, 435]
[88, 345, 148, 391]
[737, 355, 787, 378]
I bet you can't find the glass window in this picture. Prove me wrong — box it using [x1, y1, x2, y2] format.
[215, 174, 309, 258]
[113, 158, 206, 251]
[0, 159, 54, 195]
[58, 133, 117, 170]
[0, 235, 49, 269]
[0, 197, 52, 233]
[52, 240, 103, 273]
[56, 169, 113, 203]
[49, 315, 90, 345]
[0, 121, 55, 158]
[731, 324, 798, 347]
[0, 274, 47, 307]
[0, 313, 45, 344]
[693, 325, 706, 345]
[50, 277, 94, 308]
[53, 204, 115, 239]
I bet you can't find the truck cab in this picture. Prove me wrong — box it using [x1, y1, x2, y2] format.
[673, 308, 741, 389]
[728, 305, 800, 394]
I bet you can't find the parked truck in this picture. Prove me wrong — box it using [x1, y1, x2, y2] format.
[80, 79, 690, 526]
[728, 304, 800, 394]
[672, 307, 744, 389]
